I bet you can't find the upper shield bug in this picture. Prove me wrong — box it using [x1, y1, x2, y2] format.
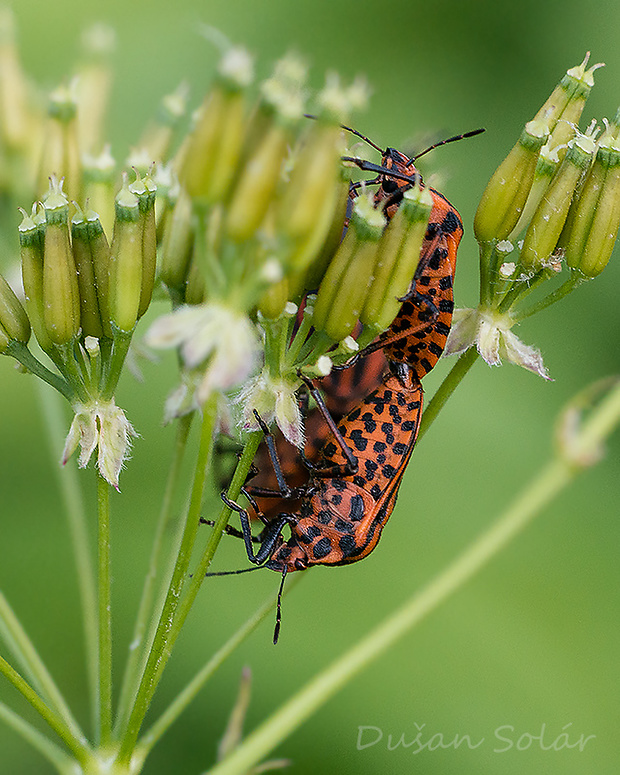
[342, 125, 483, 379]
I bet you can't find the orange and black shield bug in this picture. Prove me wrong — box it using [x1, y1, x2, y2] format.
[343, 126, 483, 380]
[222, 364, 423, 571]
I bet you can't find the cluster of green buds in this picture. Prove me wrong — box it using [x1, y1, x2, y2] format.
[0, 171, 159, 487]
[146, 43, 437, 446]
[448, 53, 620, 377]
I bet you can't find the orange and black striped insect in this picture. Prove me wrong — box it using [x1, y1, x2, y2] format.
[342, 126, 483, 380]
[248, 342, 388, 522]
[219, 363, 423, 640]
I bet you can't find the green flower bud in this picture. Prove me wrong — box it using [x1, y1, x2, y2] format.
[506, 139, 563, 240]
[225, 122, 292, 243]
[129, 171, 158, 318]
[562, 131, 620, 277]
[139, 82, 189, 164]
[159, 187, 194, 291]
[257, 277, 289, 320]
[313, 193, 385, 342]
[520, 127, 598, 271]
[82, 145, 116, 239]
[108, 177, 142, 332]
[184, 251, 207, 305]
[0, 8, 29, 152]
[75, 23, 115, 154]
[37, 83, 81, 201]
[42, 178, 80, 344]
[533, 53, 603, 130]
[181, 47, 253, 204]
[360, 180, 433, 335]
[71, 205, 103, 338]
[474, 118, 549, 243]
[0, 272, 30, 345]
[298, 171, 350, 294]
[85, 208, 112, 336]
[19, 205, 52, 352]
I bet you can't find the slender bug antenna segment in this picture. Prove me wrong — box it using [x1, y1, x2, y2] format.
[273, 567, 288, 644]
[413, 127, 485, 161]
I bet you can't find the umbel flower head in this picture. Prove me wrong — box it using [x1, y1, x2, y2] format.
[445, 308, 551, 380]
[146, 303, 262, 405]
[62, 400, 138, 490]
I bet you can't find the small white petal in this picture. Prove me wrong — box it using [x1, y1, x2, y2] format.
[275, 387, 304, 448]
[61, 412, 86, 466]
[476, 315, 501, 367]
[145, 305, 206, 350]
[444, 308, 479, 357]
[500, 329, 552, 380]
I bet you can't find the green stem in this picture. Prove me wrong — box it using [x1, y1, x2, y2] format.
[512, 272, 585, 322]
[284, 305, 313, 367]
[102, 328, 133, 400]
[114, 412, 193, 735]
[117, 395, 219, 762]
[136, 576, 303, 761]
[495, 266, 548, 314]
[478, 241, 495, 308]
[0, 701, 77, 775]
[195, 204, 226, 296]
[55, 341, 90, 403]
[205, 454, 596, 775]
[0, 592, 85, 745]
[418, 347, 479, 442]
[0, 654, 89, 763]
[97, 473, 112, 747]
[37, 384, 98, 732]
[5, 342, 74, 401]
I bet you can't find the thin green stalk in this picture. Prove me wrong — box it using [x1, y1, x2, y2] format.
[97, 473, 112, 747]
[495, 266, 548, 314]
[0, 592, 85, 745]
[136, 576, 303, 761]
[206, 382, 620, 775]
[284, 305, 313, 366]
[262, 316, 287, 380]
[114, 412, 193, 735]
[195, 205, 226, 296]
[0, 654, 89, 763]
[478, 241, 495, 308]
[512, 271, 584, 322]
[6, 342, 74, 400]
[0, 701, 77, 775]
[38, 385, 99, 727]
[418, 347, 479, 442]
[37, 384, 98, 731]
[172, 429, 264, 635]
[55, 341, 90, 403]
[102, 328, 133, 400]
[117, 395, 219, 762]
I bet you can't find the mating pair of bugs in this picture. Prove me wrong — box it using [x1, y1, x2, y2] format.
[206, 123, 483, 642]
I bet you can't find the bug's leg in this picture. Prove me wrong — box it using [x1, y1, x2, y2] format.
[297, 373, 359, 478]
[221, 491, 295, 565]
[252, 410, 292, 499]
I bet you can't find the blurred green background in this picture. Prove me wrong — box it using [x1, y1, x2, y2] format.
[1, 0, 619, 773]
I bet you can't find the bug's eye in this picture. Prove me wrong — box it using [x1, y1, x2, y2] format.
[381, 178, 399, 194]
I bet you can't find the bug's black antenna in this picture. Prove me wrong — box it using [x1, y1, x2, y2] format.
[304, 113, 384, 154]
[413, 128, 485, 161]
[273, 567, 288, 644]
[205, 565, 265, 578]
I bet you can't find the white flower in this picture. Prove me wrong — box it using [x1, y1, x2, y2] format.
[62, 400, 138, 490]
[146, 303, 261, 402]
[445, 307, 551, 380]
[237, 371, 303, 448]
